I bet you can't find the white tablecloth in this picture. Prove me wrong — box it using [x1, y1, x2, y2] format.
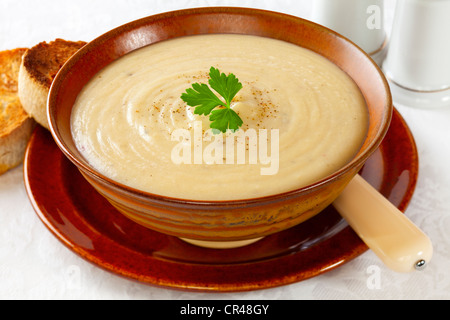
[1, 0, 449, 300]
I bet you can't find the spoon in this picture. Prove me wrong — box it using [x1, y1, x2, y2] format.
[333, 174, 433, 273]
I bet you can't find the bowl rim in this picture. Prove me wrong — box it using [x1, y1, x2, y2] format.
[48, 6, 393, 207]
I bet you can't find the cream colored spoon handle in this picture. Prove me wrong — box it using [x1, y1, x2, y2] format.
[333, 174, 433, 273]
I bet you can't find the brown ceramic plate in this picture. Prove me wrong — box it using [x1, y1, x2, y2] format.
[24, 108, 417, 292]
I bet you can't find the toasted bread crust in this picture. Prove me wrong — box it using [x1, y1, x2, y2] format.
[0, 48, 27, 94]
[18, 39, 86, 129]
[0, 48, 35, 175]
[22, 39, 86, 88]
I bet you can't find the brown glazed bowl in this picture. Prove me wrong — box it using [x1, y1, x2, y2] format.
[48, 7, 392, 245]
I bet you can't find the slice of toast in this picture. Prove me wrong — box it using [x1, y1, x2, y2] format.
[18, 39, 86, 129]
[0, 48, 35, 175]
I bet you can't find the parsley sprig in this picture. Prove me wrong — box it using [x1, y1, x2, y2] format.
[181, 67, 243, 133]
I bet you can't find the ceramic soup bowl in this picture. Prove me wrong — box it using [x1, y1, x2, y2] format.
[48, 7, 392, 246]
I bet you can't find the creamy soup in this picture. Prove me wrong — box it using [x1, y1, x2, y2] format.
[71, 34, 368, 201]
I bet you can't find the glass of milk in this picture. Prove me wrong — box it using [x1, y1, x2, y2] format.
[383, 0, 450, 108]
[311, 0, 387, 66]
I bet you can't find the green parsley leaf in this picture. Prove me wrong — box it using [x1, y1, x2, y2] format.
[210, 108, 243, 134]
[182, 83, 225, 116]
[181, 67, 243, 133]
[208, 67, 243, 107]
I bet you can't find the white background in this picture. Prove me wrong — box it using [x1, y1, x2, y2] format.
[1, 0, 450, 300]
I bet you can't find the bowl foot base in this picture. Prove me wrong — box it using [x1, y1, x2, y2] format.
[179, 237, 263, 249]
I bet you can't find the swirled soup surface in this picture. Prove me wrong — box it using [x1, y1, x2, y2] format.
[71, 34, 368, 200]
